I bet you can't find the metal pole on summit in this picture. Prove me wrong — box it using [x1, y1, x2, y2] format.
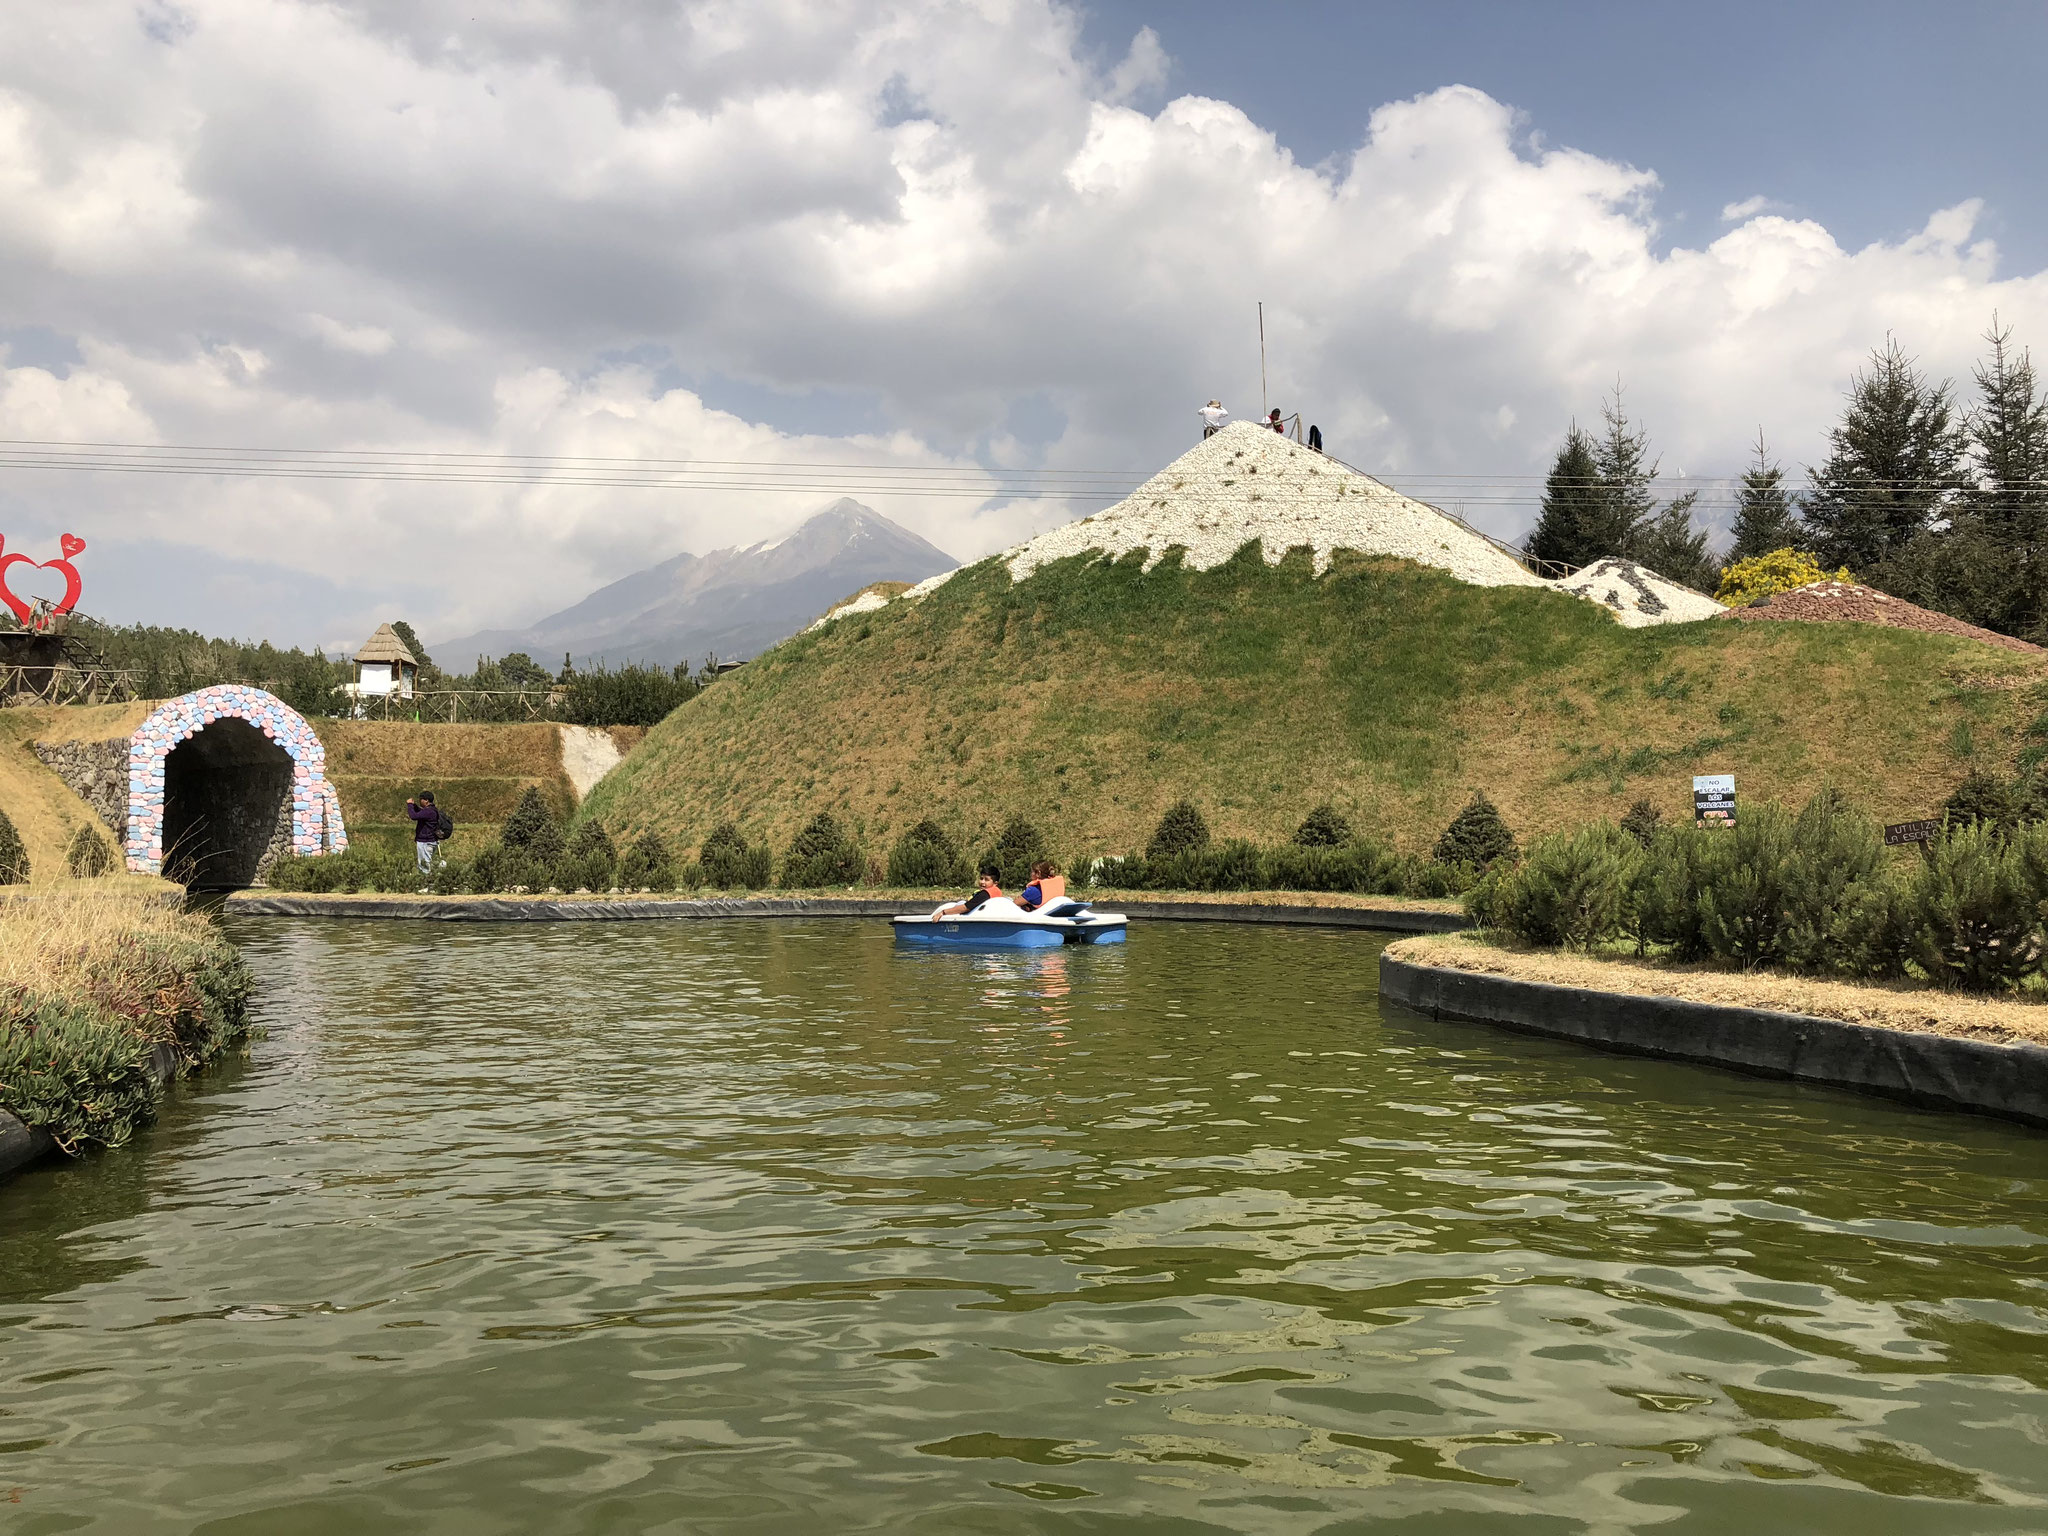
[1258, 301, 1268, 420]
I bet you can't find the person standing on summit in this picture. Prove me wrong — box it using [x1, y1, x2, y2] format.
[1198, 400, 1228, 438]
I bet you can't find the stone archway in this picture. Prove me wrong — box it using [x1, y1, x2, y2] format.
[126, 686, 347, 883]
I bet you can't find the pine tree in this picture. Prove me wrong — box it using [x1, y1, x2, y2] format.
[1729, 433, 1799, 559]
[0, 806, 30, 884]
[1527, 425, 1607, 572]
[1594, 386, 1660, 548]
[1147, 800, 1211, 862]
[1433, 791, 1517, 869]
[389, 620, 432, 670]
[1629, 489, 1718, 593]
[1965, 317, 2048, 642]
[501, 786, 566, 862]
[1800, 336, 1966, 572]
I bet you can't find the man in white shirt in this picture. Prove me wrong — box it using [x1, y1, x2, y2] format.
[1198, 400, 1228, 438]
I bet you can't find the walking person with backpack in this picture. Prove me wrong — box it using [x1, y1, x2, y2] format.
[406, 791, 452, 881]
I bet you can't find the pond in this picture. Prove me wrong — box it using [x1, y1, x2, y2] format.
[4, 918, 2047, 1533]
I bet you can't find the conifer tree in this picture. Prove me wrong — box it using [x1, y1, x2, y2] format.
[0, 806, 30, 884]
[1729, 433, 1800, 559]
[1800, 336, 1965, 572]
[1965, 318, 2048, 641]
[1527, 425, 1606, 572]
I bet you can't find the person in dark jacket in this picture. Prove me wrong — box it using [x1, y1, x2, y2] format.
[1308, 423, 1323, 453]
[406, 791, 442, 877]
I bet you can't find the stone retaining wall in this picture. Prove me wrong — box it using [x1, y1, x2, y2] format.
[31, 737, 128, 842]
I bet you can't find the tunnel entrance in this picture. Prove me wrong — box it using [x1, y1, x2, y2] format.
[161, 717, 293, 889]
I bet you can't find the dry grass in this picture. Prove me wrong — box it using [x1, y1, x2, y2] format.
[1388, 931, 2048, 1048]
[0, 881, 196, 997]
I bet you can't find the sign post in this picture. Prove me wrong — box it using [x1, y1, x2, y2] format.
[1693, 774, 1736, 828]
[1884, 818, 1940, 847]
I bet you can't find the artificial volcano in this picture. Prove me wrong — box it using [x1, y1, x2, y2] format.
[582, 422, 2037, 862]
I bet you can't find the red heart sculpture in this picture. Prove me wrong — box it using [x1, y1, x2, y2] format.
[0, 533, 85, 628]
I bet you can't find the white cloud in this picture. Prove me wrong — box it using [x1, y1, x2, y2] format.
[0, 0, 2043, 644]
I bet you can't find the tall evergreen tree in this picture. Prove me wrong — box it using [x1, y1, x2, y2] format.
[1799, 336, 1965, 572]
[1593, 385, 1659, 545]
[1729, 432, 1799, 558]
[1630, 489, 1718, 593]
[1527, 424, 1606, 572]
[1965, 317, 2048, 641]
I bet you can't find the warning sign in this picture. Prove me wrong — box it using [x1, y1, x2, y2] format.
[1693, 774, 1736, 828]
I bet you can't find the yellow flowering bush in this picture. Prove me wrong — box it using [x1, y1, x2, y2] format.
[1715, 548, 1854, 607]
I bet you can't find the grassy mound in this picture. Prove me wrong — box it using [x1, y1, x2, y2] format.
[581, 545, 2048, 863]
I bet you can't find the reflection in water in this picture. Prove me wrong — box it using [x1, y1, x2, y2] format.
[1, 918, 2045, 1533]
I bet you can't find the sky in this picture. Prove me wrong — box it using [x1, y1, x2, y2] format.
[1, 0, 2045, 651]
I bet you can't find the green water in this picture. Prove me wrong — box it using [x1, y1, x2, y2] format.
[4, 920, 2047, 1534]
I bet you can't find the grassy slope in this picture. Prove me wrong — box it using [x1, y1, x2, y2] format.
[0, 702, 152, 879]
[582, 545, 2048, 860]
[313, 721, 579, 857]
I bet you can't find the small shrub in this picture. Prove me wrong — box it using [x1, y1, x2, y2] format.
[0, 806, 29, 884]
[1694, 801, 1800, 968]
[984, 816, 1050, 891]
[1715, 547, 1853, 607]
[1433, 792, 1517, 870]
[1261, 839, 1399, 894]
[567, 821, 619, 888]
[1778, 790, 1896, 976]
[501, 786, 566, 862]
[888, 820, 970, 888]
[698, 823, 771, 888]
[1147, 800, 1210, 862]
[1203, 839, 1263, 891]
[780, 812, 862, 888]
[1473, 821, 1642, 948]
[1944, 770, 2018, 832]
[620, 832, 675, 892]
[1293, 804, 1352, 848]
[1633, 825, 1712, 960]
[1904, 822, 2045, 992]
[67, 823, 116, 879]
[1618, 799, 1662, 848]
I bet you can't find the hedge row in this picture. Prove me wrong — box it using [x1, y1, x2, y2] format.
[267, 792, 1521, 899]
[1468, 790, 2048, 993]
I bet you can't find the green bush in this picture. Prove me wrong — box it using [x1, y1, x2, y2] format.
[781, 813, 862, 888]
[1260, 840, 1399, 893]
[1618, 798, 1662, 847]
[0, 806, 29, 884]
[1293, 804, 1352, 848]
[558, 664, 698, 727]
[620, 832, 675, 892]
[566, 821, 618, 890]
[501, 787, 566, 862]
[1147, 800, 1210, 862]
[1204, 840, 1263, 891]
[1633, 825, 1713, 961]
[1469, 821, 1642, 949]
[1, 996, 170, 1152]
[699, 822, 771, 889]
[265, 845, 418, 893]
[1433, 792, 1517, 870]
[1777, 791, 1892, 976]
[1904, 822, 2045, 992]
[888, 820, 971, 888]
[983, 815, 1051, 890]
[66, 823, 116, 879]
[1693, 802, 1800, 968]
[1943, 770, 2018, 831]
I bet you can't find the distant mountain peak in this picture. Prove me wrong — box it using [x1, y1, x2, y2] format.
[434, 497, 958, 669]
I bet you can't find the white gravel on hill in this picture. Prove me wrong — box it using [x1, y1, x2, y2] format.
[1004, 420, 1546, 587]
[1555, 557, 1725, 627]
[892, 420, 1718, 625]
[805, 586, 895, 632]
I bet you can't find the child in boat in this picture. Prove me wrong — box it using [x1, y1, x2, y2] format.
[1018, 861, 1065, 911]
[936, 864, 1003, 916]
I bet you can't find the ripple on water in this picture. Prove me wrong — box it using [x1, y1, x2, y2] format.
[2, 918, 2046, 1532]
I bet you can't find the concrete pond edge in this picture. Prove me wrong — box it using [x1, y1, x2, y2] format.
[223, 892, 1469, 931]
[1379, 953, 2048, 1131]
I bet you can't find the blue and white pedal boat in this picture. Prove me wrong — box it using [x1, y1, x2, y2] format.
[892, 896, 1128, 949]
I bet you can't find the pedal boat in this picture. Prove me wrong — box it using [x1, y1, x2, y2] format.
[892, 896, 1128, 949]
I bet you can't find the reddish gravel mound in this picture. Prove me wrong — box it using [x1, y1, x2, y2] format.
[1724, 580, 2044, 656]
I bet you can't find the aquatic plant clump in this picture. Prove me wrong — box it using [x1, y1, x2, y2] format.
[0, 887, 253, 1152]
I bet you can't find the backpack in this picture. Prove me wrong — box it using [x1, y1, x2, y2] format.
[435, 807, 455, 841]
